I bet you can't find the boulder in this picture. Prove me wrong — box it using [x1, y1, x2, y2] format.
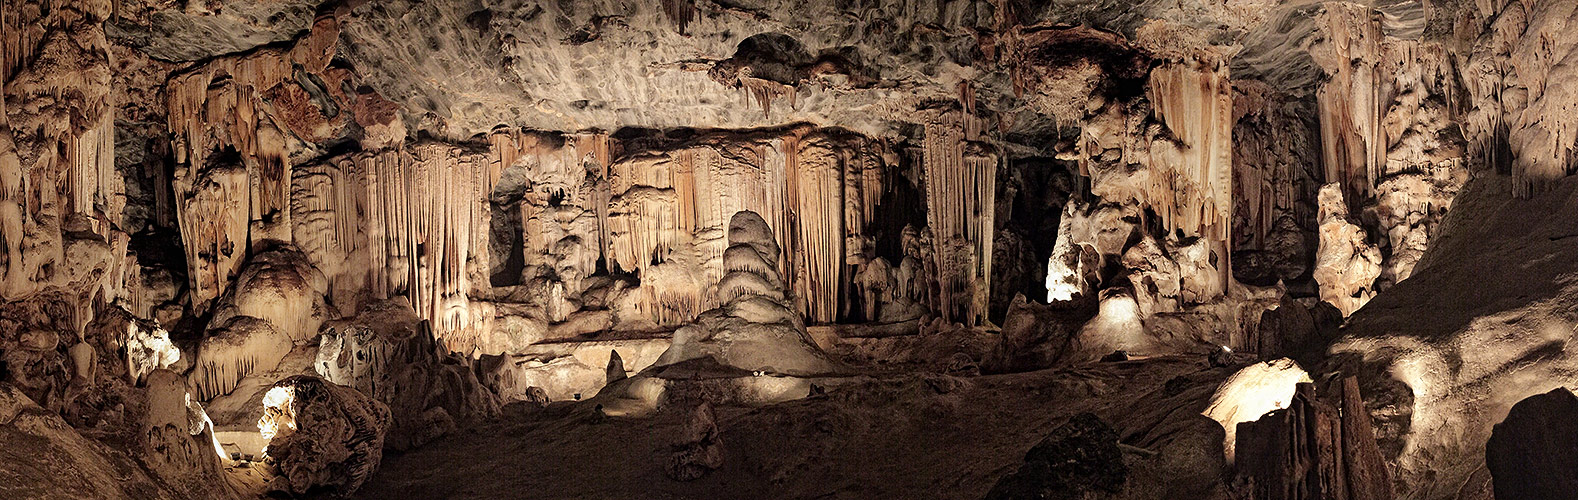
[260, 375, 392, 497]
[984, 413, 1128, 500]
[665, 401, 723, 481]
[1486, 389, 1578, 500]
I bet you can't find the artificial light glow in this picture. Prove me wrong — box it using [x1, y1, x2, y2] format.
[1202, 358, 1312, 465]
[258, 386, 297, 442]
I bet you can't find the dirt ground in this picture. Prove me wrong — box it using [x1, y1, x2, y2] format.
[356, 355, 1238, 500]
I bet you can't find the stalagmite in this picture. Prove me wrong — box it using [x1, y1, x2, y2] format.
[605, 350, 627, 384]
[1313, 184, 1381, 317]
[648, 210, 837, 376]
[1234, 379, 1394, 500]
[1046, 199, 1098, 302]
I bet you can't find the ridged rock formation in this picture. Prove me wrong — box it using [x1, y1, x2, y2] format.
[4, 0, 1577, 498]
[1234, 378, 1393, 500]
[314, 300, 500, 451]
[1313, 184, 1382, 317]
[259, 374, 391, 497]
[652, 210, 837, 376]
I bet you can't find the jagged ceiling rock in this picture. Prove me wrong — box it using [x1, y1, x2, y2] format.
[326, 0, 1359, 147]
[106, 0, 1432, 155]
[338, 0, 991, 141]
[1231, 0, 1427, 95]
[110, 0, 329, 62]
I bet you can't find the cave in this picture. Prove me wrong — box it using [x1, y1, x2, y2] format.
[1, 0, 1574, 499]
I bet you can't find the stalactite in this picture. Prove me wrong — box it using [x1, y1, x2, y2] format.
[1141, 59, 1235, 294]
[289, 144, 494, 353]
[0, 0, 46, 84]
[793, 136, 845, 323]
[1147, 60, 1234, 246]
[674, 149, 697, 235]
[661, 0, 697, 35]
[741, 77, 795, 119]
[166, 14, 339, 180]
[166, 14, 341, 311]
[190, 317, 292, 401]
[779, 134, 801, 304]
[1313, 3, 1386, 203]
[1231, 80, 1321, 260]
[173, 165, 249, 314]
[921, 111, 995, 325]
[0, 0, 130, 307]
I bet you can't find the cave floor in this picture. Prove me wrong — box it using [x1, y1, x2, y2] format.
[355, 355, 1234, 500]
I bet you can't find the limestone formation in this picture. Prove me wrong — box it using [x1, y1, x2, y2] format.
[1486, 389, 1578, 500]
[649, 210, 838, 377]
[605, 349, 627, 385]
[1328, 174, 1578, 499]
[259, 375, 391, 497]
[314, 300, 500, 451]
[125, 318, 181, 385]
[665, 401, 723, 481]
[190, 315, 291, 401]
[1233, 379, 1393, 500]
[0, 0, 1573, 497]
[1313, 184, 1381, 317]
[0, 382, 203, 499]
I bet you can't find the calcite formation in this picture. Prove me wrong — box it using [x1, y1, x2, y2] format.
[651, 210, 837, 376]
[259, 374, 391, 497]
[1313, 184, 1382, 317]
[1233, 378, 1393, 500]
[5, 0, 1578, 498]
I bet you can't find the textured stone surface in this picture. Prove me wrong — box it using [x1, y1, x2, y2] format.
[260, 374, 391, 497]
[1, 0, 1573, 498]
[1486, 389, 1578, 500]
[984, 412, 1128, 500]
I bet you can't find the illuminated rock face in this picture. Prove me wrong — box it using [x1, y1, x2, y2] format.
[259, 375, 391, 497]
[1328, 174, 1578, 500]
[1202, 357, 1310, 465]
[6, 0, 1578, 497]
[650, 210, 837, 377]
[1313, 184, 1382, 317]
[1233, 378, 1393, 500]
